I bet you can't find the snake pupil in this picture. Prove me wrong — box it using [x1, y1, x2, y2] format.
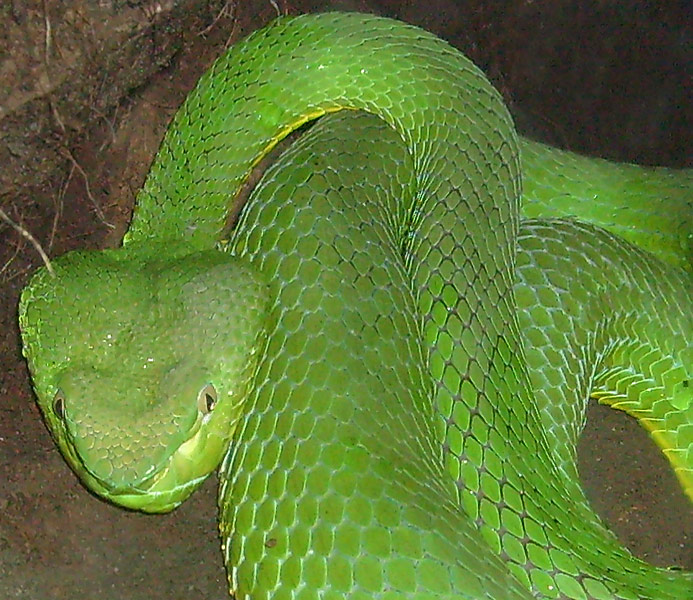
[197, 383, 218, 414]
[53, 391, 65, 419]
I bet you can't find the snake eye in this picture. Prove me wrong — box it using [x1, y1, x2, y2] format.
[53, 390, 66, 419]
[197, 383, 217, 414]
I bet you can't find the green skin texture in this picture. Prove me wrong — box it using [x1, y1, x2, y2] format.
[18, 12, 692, 600]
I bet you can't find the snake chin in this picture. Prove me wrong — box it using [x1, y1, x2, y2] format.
[72, 409, 228, 513]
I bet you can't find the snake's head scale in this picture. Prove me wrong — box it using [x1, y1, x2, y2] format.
[19, 243, 268, 513]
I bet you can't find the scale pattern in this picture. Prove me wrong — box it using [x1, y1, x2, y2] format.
[519, 138, 693, 273]
[18, 12, 692, 600]
[221, 107, 692, 599]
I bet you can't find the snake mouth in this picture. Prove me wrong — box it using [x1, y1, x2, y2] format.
[102, 470, 209, 514]
[71, 445, 209, 514]
[51, 406, 221, 512]
[57, 401, 222, 514]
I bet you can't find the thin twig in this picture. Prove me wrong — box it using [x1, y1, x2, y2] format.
[50, 169, 72, 250]
[62, 147, 115, 229]
[199, 1, 236, 36]
[0, 209, 55, 276]
[90, 104, 120, 151]
[42, 0, 51, 63]
[41, 0, 66, 133]
[0, 234, 22, 278]
[269, 0, 282, 17]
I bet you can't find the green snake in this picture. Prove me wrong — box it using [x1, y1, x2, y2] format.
[18, 12, 693, 600]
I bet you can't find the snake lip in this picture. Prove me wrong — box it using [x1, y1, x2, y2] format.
[106, 475, 207, 514]
[77, 456, 206, 514]
[55, 422, 174, 512]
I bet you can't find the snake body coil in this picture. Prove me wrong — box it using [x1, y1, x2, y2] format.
[19, 13, 692, 600]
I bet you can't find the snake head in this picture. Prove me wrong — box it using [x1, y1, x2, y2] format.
[19, 242, 268, 513]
